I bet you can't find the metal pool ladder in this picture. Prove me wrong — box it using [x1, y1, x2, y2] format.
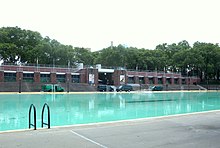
[41, 103, 50, 129]
[29, 104, 36, 130]
[28, 103, 51, 130]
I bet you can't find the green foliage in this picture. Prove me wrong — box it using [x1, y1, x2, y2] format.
[0, 26, 42, 63]
[0, 27, 95, 67]
[74, 47, 95, 65]
[95, 45, 127, 67]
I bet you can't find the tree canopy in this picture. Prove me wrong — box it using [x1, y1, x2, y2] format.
[1, 26, 220, 82]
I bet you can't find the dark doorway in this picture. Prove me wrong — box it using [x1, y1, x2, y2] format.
[98, 72, 113, 85]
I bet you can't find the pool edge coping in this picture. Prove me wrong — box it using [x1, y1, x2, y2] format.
[0, 90, 219, 94]
[1, 109, 220, 134]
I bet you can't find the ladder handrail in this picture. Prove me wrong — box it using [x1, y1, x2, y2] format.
[29, 104, 36, 130]
[41, 103, 50, 129]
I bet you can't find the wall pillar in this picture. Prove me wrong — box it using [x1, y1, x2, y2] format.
[78, 69, 86, 83]
[178, 78, 182, 85]
[50, 73, 56, 84]
[153, 77, 158, 85]
[16, 72, 23, 82]
[113, 70, 120, 86]
[80, 73, 86, 83]
[162, 76, 166, 85]
[0, 71, 4, 82]
[125, 71, 128, 84]
[186, 78, 189, 85]
[66, 73, 71, 82]
[144, 77, 148, 84]
[93, 69, 98, 86]
[134, 76, 139, 84]
[171, 77, 174, 85]
[189, 78, 192, 85]
[34, 72, 40, 83]
[113, 70, 126, 86]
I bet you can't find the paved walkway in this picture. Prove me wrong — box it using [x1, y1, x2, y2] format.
[1, 111, 220, 148]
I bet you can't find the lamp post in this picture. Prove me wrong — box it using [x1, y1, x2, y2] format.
[139, 79, 141, 91]
[36, 57, 39, 72]
[67, 78, 70, 93]
[207, 77, 209, 90]
[68, 60, 70, 73]
[187, 65, 189, 91]
[53, 58, 55, 72]
[19, 77, 21, 93]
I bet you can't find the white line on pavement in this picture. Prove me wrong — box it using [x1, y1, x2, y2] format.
[70, 130, 108, 148]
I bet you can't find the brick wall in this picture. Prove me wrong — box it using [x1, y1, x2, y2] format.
[0, 71, 4, 82]
[16, 72, 23, 82]
[50, 73, 56, 83]
[34, 72, 40, 83]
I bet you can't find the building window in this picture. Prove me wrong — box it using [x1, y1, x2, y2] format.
[158, 78, 163, 84]
[72, 75, 80, 83]
[4, 72, 16, 82]
[128, 77, 135, 84]
[174, 78, 178, 84]
[57, 74, 66, 83]
[23, 73, 34, 82]
[139, 77, 145, 84]
[182, 79, 186, 84]
[149, 78, 154, 84]
[166, 78, 171, 84]
[40, 74, 50, 82]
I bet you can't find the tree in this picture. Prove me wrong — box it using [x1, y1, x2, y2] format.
[73, 47, 95, 65]
[193, 42, 220, 81]
[95, 45, 128, 68]
[0, 26, 42, 64]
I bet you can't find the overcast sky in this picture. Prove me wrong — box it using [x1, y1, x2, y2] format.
[0, 0, 220, 51]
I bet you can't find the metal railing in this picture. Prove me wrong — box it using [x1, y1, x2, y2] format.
[0, 64, 79, 73]
[29, 104, 36, 130]
[41, 103, 50, 129]
[28, 103, 51, 130]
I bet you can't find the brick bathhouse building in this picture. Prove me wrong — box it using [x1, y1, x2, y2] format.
[0, 64, 199, 92]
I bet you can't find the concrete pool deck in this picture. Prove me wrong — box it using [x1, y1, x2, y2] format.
[1, 111, 220, 148]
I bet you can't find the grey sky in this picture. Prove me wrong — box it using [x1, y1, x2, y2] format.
[0, 0, 220, 51]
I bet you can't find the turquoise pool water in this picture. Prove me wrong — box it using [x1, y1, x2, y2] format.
[0, 92, 220, 131]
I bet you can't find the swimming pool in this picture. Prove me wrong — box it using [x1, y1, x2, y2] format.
[0, 91, 220, 132]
